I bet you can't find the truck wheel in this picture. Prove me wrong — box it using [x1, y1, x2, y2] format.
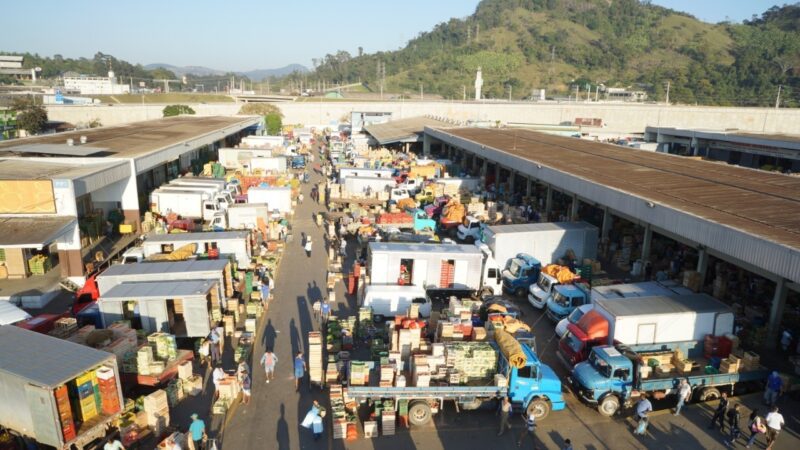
[698, 387, 720, 402]
[598, 395, 620, 417]
[527, 398, 550, 420]
[408, 401, 432, 426]
[515, 287, 526, 297]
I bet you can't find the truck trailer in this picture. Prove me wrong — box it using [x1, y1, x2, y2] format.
[209, 203, 270, 230]
[0, 326, 124, 450]
[246, 186, 293, 214]
[343, 176, 396, 197]
[149, 188, 224, 220]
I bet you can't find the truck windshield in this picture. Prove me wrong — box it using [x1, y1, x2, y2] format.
[563, 331, 583, 353]
[588, 351, 612, 378]
[537, 274, 552, 292]
[553, 291, 571, 307]
[567, 306, 585, 324]
[508, 260, 523, 278]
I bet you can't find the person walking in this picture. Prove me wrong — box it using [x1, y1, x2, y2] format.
[294, 351, 307, 392]
[239, 369, 251, 405]
[260, 348, 277, 383]
[321, 299, 331, 324]
[212, 366, 225, 401]
[188, 413, 206, 450]
[517, 411, 538, 448]
[298, 193, 304, 204]
[103, 438, 126, 450]
[746, 413, 767, 448]
[709, 392, 729, 431]
[312, 299, 321, 322]
[339, 238, 347, 257]
[674, 379, 692, 416]
[764, 371, 782, 407]
[634, 395, 652, 435]
[724, 403, 741, 447]
[563, 439, 573, 450]
[304, 238, 312, 257]
[497, 396, 512, 436]
[764, 406, 784, 450]
[208, 329, 220, 365]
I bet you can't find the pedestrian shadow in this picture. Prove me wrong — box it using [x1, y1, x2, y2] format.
[290, 317, 301, 356]
[307, 281, 322, 304]
[643, 420, 711, 450]
[262, 318, 277, 350]
[276, 403, 290, 450]
[545, 430, 569, 449]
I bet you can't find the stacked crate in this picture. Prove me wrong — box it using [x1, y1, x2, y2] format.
[742, 351, 760, 370]
[445, 342, 497, 383]
[330, 385, 347, 440]
[224, 263, 234, 297]
[49, 318, 78, 338]
[95, 366, 121, 415]
[177, 361, 193, 380]
[74, 371, 98, 422]
[381, 410, 396, 436]
[350, 361, 369, 386]
[55, 385, 76, 442]
[143, 390, 170, 435]
[309, 332, 324, 385]
[148, 333, 178, 361]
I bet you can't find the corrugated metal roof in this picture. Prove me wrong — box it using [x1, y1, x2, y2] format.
[0, 216, 76, 248]
[0, 326, 113, 387]
[0, 158, 128, 182]
[430, 127, 800, 284]
[0, 143, 109, 157]
[369, 242, 481, 255]
[144, 230, 249, 242]
[365, 116, 453, 144]
[595, 293, 732, 317]
[0, 302, 31, 325]
[647, 127, 800, 151]
[98, 259, 230, 278]
[101, 279, 216, 301]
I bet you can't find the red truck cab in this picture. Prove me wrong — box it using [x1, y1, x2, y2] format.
[557, 310, 610, 368]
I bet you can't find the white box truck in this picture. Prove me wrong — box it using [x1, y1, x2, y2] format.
[149, 188, 223, 221]
[338, 167, 394, 181]
[359, 285, 431, 318]
[344, 176, 396, 197]
[142, 230, 251, 267]
[159, 185, 233, 208]
[245, 156, 288, 174]
[208, 203, 269, 230]
[483, 221, 599, 269]
[218, 147, 273, 168]
[247, 187, 292, 214]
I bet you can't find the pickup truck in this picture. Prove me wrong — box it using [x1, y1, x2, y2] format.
[456, 216, 483, 243]
[571, 345, 769, 417]
[346, 340, 564, 425]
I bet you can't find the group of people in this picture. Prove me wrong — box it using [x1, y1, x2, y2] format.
[630, 375, 787, 449]
[496, 397, 572, 449]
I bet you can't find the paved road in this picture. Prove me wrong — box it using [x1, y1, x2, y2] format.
[219, 164, 800, 449]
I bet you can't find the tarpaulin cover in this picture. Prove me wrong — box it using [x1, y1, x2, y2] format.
[542, 264, 578, 284]
[494, 328, 527, 369]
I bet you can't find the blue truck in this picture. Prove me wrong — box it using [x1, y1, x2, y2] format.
[502, 253, 542, 297]
[570, 344, 769, 417]
[545, 283, 591, 322]
[346, 340, 564, 426]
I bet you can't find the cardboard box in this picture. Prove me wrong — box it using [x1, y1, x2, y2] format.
[177, 361, 193, 380]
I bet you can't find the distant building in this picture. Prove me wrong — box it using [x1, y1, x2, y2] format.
[62, 70, 130, 95]
[603, 87, 647, 102]
[0, 55, 38, 80]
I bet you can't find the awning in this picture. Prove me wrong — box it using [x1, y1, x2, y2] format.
[365, 116, 454, 145]
[0, 216, 76, 249]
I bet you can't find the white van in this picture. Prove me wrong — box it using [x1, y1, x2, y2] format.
[360, 285, 431, 318]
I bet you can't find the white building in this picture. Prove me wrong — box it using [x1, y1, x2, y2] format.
[63, 71, 131, 95]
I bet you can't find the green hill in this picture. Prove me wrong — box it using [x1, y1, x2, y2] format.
[310, 0, 800, 106]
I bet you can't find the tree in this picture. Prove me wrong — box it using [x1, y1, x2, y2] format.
[265, 112, 282, 136]
[11, 95, 48, 135]
[162, 105, 195, 117]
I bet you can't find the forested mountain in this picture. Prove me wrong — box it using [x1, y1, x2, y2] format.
[310, 0, 800, 106]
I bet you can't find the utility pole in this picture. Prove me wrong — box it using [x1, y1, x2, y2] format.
[595, 85, 599, 102]
[775, 85, 782, 109]
[665, 81, 671, 105]
[462, 85, 466, 101]
[586, 85, 591, 102]
[509, 85, 512, 101]
[420, 83, 423, 100]
[575, 85, 579, 102]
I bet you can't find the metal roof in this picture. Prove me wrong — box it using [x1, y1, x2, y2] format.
[101, 279, 217, 301]
[0, 158, 128, 181]
[369, 242, 481, 255]
[0, 143, 109, 157]
[486, 221, 597, 234]
[647, 126, 800, 150]
[0, 302, 31, 325]
[98, 259, 230, 278]
[0, 216, 76, 248]
[0, 325, 113, 388]
[595, 293, 732, 317]
[144, 230, 249, 243]
[428, 127, 800, 284]
[365, 116, 453, 145]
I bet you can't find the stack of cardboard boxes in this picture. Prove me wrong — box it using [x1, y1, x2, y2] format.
[143, 390, 170, 436]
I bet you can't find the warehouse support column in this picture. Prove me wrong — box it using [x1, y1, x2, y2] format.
[423, 133, 431, 157]
[641, 224, 653, 265]
[404, 143, 410, 153]
[545, 186, 553, 221]
[508, 170, 516, 195]
[767, 278, 788, 349]
[58, 224, 85, 278]
[481, 158, 487, 177]
[570, 194, 580, 221]
[601, 207, 612, 240]
[696, 248, 709, 283]
[120, 161, 142, 231]
[526, 178, 532, 197]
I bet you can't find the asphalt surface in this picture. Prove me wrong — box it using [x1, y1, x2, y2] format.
[217, 160, 800, 450]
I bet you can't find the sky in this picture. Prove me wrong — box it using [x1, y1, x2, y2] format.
[0, 0, 784, 71]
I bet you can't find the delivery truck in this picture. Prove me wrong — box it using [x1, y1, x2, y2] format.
[168, 177, 240, 197]
[159, 185, 234, 208]
[338, 167, 394, 181]
[246, 186, 292, 214]
[218, 147, 273, 168]
[149, 188, 224, 220]
[571, 342, 768, 417]
[346, 336, 564, 425]
[558, 294, 734, 369]
[208, 203, 269, 230]
[344, 176, 396, 197]
[368, 242, 497, 293]
[244, 156, 288, 174]
[142, 230, 251, 267]
[0, 326, 124, 450]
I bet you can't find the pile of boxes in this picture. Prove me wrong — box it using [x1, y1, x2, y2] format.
[148, 333, 178, 361]
[143, 390, 170, 436]
[742, 351, 760, 370]
[445, 342, 497, 383]
[49, 318, 78, 338]
[309, 332, 324, 385]
[350, 361, 369, 386]
[719, 354, 741, 374]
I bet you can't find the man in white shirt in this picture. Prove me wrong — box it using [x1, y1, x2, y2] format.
[212, 366, 225, 400]
[674, 379, 692, 416]
[765, 405, 785, 450]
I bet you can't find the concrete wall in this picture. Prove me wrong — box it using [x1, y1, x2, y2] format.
[46, 101, 800, 134]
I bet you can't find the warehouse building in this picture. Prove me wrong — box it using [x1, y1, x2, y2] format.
[0, 115, 259, 305]
[424, 126, 800, 347]
[645, 126, 800, 173]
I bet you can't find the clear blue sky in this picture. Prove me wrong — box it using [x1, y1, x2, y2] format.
[0, 0, 782, 71]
